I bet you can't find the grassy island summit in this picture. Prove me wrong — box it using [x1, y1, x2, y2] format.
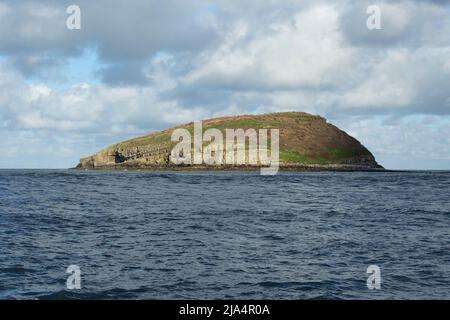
[76, 112, 383, 171]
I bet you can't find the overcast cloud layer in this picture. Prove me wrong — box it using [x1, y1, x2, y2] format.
[0, 0, 449, 169]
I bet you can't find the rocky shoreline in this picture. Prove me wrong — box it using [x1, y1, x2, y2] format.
[74, 163, 386, 172]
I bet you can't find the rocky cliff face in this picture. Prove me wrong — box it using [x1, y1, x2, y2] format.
[76, 112, 382, 170]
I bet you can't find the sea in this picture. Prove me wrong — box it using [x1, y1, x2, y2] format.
[0, 170, 449, 299]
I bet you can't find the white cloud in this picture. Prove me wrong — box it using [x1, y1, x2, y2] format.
[184, 5, 357, 90]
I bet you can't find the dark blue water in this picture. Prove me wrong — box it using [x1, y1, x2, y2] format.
[0, 170, 449, 300]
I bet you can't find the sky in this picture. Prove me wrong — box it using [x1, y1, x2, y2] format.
[0, 0, 449, 169]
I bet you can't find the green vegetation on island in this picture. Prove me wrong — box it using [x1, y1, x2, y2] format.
[76, 112, 382, 171]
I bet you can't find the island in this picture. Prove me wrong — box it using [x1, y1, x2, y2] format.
[75, 112, 383, 171]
